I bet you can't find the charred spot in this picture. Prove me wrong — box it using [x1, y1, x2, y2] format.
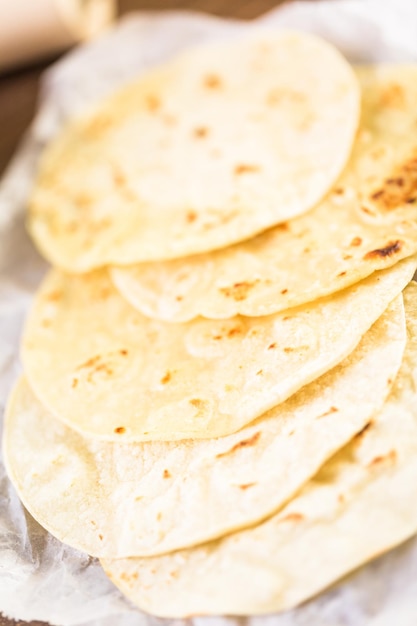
[281, 288, 288, 295]
[227, 327, 242, 338]
[364, 240, 403, 259]
[280, 512, 304, 523]
[204, 74, 222, 89]
[161, 371, 172, 384]
[268, 343, 277, 350]
[163, 469, 171, 479]
[45, 290, 62, 302]
[114, 427, 126, 434]
[239, 483, 256, 490]
[316, 406, 339, 419]
[380, 83, 405, 109]
[186, 211, 197, 223]
[216, 432, 261, 458]
[369, 154, 417, 210]
[219, 280, 259, 302]
[234, 164, 260, 175]
[145, 94, 161, 112]
[338, 271, 347, 277]
[368, 449, 397, 467]
[350, 236, 362, 247]
[120, 571, 138, 583]
[99, 534, 104, 541]
[189, 398, 205, 409]
[119, 349, 128, 356]
[333, 187, 345, 195]
[193, 126, 209, 138]
[77, 355, 101, 370]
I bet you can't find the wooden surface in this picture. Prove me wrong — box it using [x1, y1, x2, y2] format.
[0, 1, 287, 625]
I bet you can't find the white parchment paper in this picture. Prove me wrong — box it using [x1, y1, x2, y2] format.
[1, 1, 417, 624]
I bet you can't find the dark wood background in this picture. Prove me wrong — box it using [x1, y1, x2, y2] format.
[0, 1, 290, 625]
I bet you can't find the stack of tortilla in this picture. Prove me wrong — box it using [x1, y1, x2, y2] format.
[3, 31, 417, 618]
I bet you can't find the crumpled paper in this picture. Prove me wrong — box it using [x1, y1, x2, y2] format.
[1, 1, 417, 624]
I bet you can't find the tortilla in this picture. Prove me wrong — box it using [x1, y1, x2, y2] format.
[111, 66, 417, 322]
[4, 295, 405, 557]
[28, 32, 359, 272]
[101, 282, 417, 618]
[21, 258, 416, 442]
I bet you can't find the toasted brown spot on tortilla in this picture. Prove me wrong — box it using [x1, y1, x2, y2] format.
[227, 327, 242, 338]
[114, 427, 126, 434]
[163, 469, 171, 479]
[204, 74, 222, 89]
[333, 187, 344, 195]
[219, 280, 259, 301]
[77, 355, 101, 370]
[364, 240, 403, 259]
[368, 449, 397, 467]
[216, 432, 261, 458]
[256, 369, 263, 376]
[186, 211, 197, 223]
[280, 512, 304, 523]
[145, 94, 161, 111]
[119, 349, 128, 356]
[380, 83, 405, 109]
[99, 534, 104, 540]
[193, 126, 209, 138]
[190, 398, 205, 409]
[239, 483, 256, 490]
[161, 371, 172, 384]
[338, 494, 345, 504]
[268, 343, 277, 350]
[45, 290, 62, 302]
[316, 406, 339, 419]
[338, 271, 347, 277]
[369, 154, 417, 210]
[281, 288, 288, 294]
[71, 378, 78, 389]
[350, 236, 362, 247]
[234, 164, 260, 175]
